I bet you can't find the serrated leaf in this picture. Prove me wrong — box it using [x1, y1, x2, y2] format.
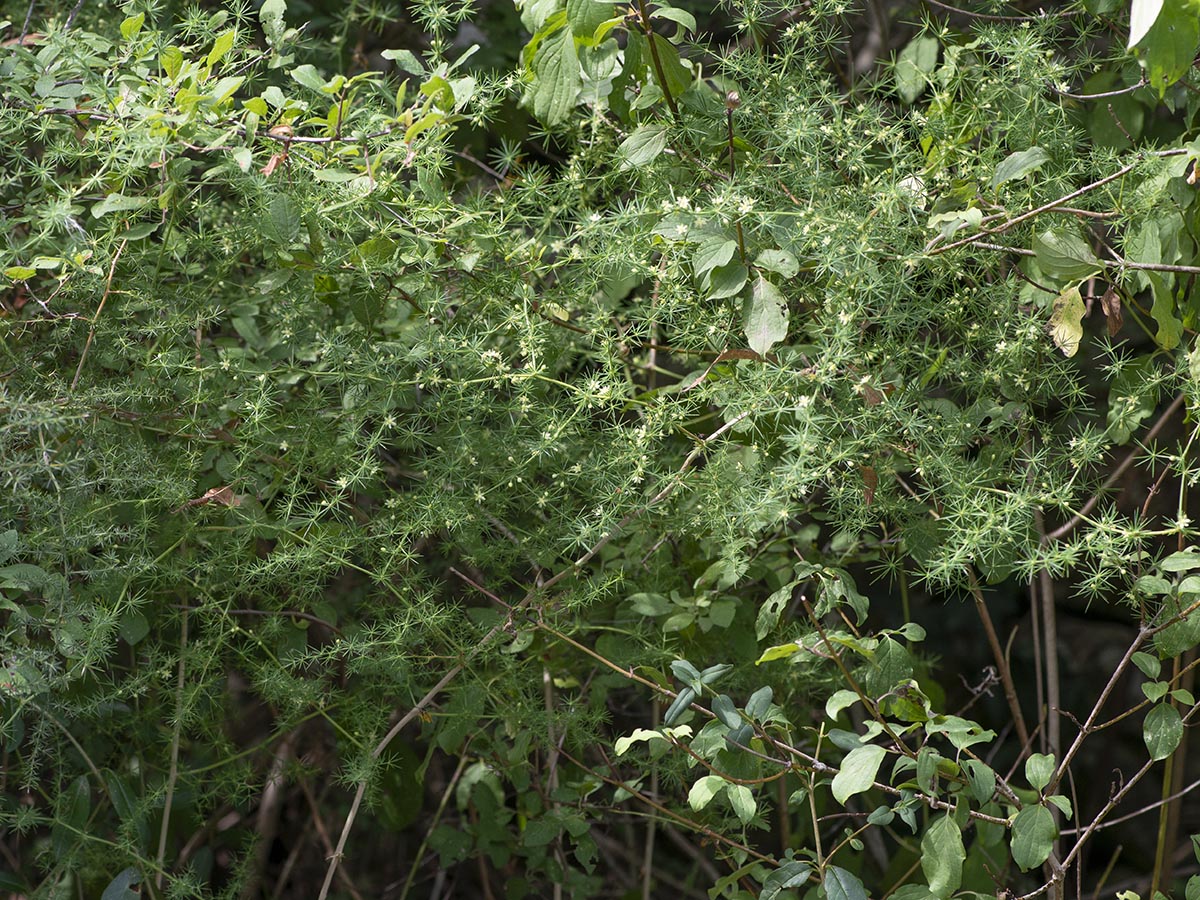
[1048, 285, 1086, 358]
[991, 146, 1050, 188]
[618, 124, 668, 169]
[745, 276, 788, 356]
[832, 744, 886, 804]
[687, 774, 726, 810]
[1144, 702, 1183, 760]
[921, 814, 965, 900]
[1010, 805, 1056, 871]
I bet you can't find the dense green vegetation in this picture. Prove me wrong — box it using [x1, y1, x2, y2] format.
[2, 0, 1200, 897]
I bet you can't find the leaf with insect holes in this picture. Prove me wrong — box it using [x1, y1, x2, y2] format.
[745, 276, 788, 356]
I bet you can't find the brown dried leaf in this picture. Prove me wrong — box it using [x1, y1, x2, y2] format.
[860, 466, 878, 506]
[1100, 286, 1123, 337]
[173, 486, 244, 514]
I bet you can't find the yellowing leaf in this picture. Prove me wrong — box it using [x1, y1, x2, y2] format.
[1048, 285, 1086, 358]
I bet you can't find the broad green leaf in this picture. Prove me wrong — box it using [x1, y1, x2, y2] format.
[761, 862, 811, 900]
[711, 694, 741, 729]
[1035, 229, 1102, 281]
[628, 592, 670, 615]
[1161, 550, 1200, 572]
[101, 868, 142, 900]
[160, 46, 184, 79]
[652, 5, 700, 39]
[687, 774, 726, 810]
[896, 36, 938, 103]
[120, 13, 145, 40]
[529, 26, 581, 126]
[745, 276, 788, 356]
[4, 266, 36, 280]
[92, 193, 150, 218]
[708, 262, 747, 299]
[727, 783, 755, 824]
[566, 0, 613, 38]
[694, 238, 737, 279]
[1048, 285, 1086, 358]
[1129, 0, 1166, 47]
[1148, 273, 1183, 350]
[1144, 702, 1183, 760]
[206, 30, 236, 69]
[1138, 1, 1200, 94]
[614, 728, 668, 756]
[756, 641, 802, 664]
[824, 866, 869, 900]
[1143, 681, 1169, 702]
[663, 687, 695, 725]
[756, 247, 799, 279]
[51, 775, 90, 860]
[259, 0, 287, 43]
[1025, 753, 1055, 791]
[1132, 651, 1162, 678]
[1047, 794, 1073, 818]
[382, 48, 424, 75]
[745, 686, 773, 720]
[831, 744, 886, 804]
[826, 688, 860, 720]
[963, 759, 996, 804]
[1010, 805, 1056, 871]
[648, 33, 692, 101]
[991, 147, 1050, 188]
[291, 64, 327, 92]
[618, 124, 668, 169]
[921, 814, 965, 899]
[755, 584, 791, 640]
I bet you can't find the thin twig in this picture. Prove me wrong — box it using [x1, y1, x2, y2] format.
[1046, 394, 1185, 542]
[70, 239, 125, 392]
[156, 607, 188, 891]
[967, 568, 1031, 751]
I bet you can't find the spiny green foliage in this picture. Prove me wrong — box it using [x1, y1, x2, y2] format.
[2, 0, 1200, 897]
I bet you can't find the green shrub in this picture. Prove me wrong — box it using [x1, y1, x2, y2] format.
[2, 0, 1200, 898]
